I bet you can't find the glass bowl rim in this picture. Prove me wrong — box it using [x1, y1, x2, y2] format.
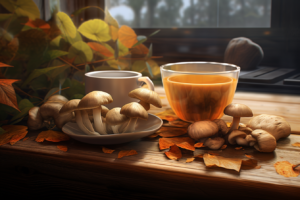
[160, 61, 240, 75]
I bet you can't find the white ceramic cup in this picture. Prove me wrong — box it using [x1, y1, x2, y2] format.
[85, 70, 155, 109]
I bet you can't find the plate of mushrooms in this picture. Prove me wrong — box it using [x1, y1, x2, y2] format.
[60, 88, 163, 145]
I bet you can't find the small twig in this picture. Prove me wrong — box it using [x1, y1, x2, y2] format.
[58, 57, 80, 71]
[14, 86, 43, 101]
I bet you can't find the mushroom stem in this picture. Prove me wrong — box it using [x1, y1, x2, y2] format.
[75, 111, 99, 135]
[122, 118, 138, 133]
[228, 117, 240, 133]
[111, 125, 120, 134]
[93, 107, 107, 135]
[236, 137, 248, 146]
[81, 110, 95, 132]
[118, 121, 129, 133]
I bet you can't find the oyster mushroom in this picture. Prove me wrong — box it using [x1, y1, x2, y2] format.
[77, 91, 113, 135]
[224, 103, 253, 134]
[128, 87, 162, 111]
[251, 129, 277, 152]
[106, 107, 129, 134]
[188, 121, 219, 141]
[247, 114, 291, 141]
[120, 102, 148, 133]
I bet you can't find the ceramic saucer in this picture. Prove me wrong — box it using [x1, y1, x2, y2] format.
[62, 113, 162, 145]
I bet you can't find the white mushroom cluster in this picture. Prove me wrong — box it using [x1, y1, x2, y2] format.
[188, 103, 291, 153]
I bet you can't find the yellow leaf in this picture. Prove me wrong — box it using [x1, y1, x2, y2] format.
[0, 0, 40, 20]
[203, 153, 242, 172]
[87, 42, 114, 57]
[78, 19, 111, 42]
[68, 41, 93, 65]
[105, 8, 119, 28]
[109, 25, 118, 41]
[118, 25, 138, 48]
[56, 12, 77, 38]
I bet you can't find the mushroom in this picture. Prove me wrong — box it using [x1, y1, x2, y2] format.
[204, 137, 225, 150]
[227, 130, 247, 145]
[128, 88, 162, 111]
[59, 99, 99, 135]
[77, 91, 113, 135]
[224, 103, 253, 133]
[106, 107, 129, 134]
[39, 94, 73, 129]
[251, 129, 277, 152]
[212, 119, 228, 136]
[120, 102, 148, 133]
[245, 134, 257, 146]
[187, 121, 219, 141]
[239, 126, 253, 135]
[27, 107, 45, 130]
[247, 114, 291, 141]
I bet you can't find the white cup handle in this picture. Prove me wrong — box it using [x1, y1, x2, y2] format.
[138, 76, 155, 91]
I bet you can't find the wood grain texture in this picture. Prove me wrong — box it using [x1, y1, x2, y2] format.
[1, 87, 300, 199]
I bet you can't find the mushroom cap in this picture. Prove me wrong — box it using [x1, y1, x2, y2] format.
[139, 100, 150, 111]
[239, 126, 253, 135]
[187, 121, 219, 141]
[106, 107, 129, 126]
[204, 137, 225, 150]
[120, 102, 148, 120]
[59, 99, 80, 115]
[247, 114, 291, 141]
[101, 105, 109, 117]
[77, 91, 113, 110]
[46, 94, 68, 104]
[228, 130, 247, 145]
[224, 103, 253, 117]
[251, 129, 277, 152]
[245, 134, 257, 146]
[128, 88, 162, 108]
[212, 119, 228, 135]
[27, 107, 45, 130]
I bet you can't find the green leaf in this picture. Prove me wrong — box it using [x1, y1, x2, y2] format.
[47, 60, 70, 81]
[64, 30, 82, 45]
[0, 14, 13, 22]
[0, 0, 40, 20]
[22, 64, 66, 87]
[68, 41, 93, 65]
[146, 61, 153, 78]
[145, 43, 153, 59]
[104, 8, 119, 28]
[18, 98, 34, 110]
[73, 70, 85, 82]
[85, 64, 90, 72]
[7, 16, 28, 36]
[62, 79, 85, 99]
[56, 12, 76, 38]
[132, 35, 147, 48]
[148, 29, 160, 37]
[78, 19, 111, 42]
[71, 6, 104, 17]
[10, 99, 34, 124]
[30, 75, 49, 91]
[0, 127, 5, 135]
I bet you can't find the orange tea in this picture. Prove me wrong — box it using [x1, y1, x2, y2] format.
[163, 74, 237, 122]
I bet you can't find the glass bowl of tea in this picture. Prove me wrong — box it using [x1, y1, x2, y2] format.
[161, 62, 240, 123]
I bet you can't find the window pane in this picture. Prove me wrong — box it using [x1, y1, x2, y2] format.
[105, 0, 271, 28]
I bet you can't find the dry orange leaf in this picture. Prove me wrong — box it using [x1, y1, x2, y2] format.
[208, 152, 220, 156]
[274, 161, 300, 177]
[194, 154, 203, 158]
[168, 120, 191, 128]
[0, 62, 13, 67]
[0, 125, 28, 145]
[159, 137, 195, 151]
[155, 109, 179, 122]
[245, 154, 253, 158]
[185, 157, 195, 163]
[118, 150, 138, 158]
[220, 145, 227, 150]
[194, 142, 204, 148]
[35, 130, 70, 142]
[165, 145, 182, 161]
[57, 145, 68, 152]
[203, 153, 242, 172]
[242, 159, 260, 169]
[235, 147, 243, 150]
[22, 137, 29, 141]
[130, 43, 149, 56]
[292, 142, 300, 147]
[0, 79, 20, 111]
[87, 42, 114, 57]
[157, 127, 187, 138]
[148, 132, 160, 138]
[118, 25, 138, 48]
[109, 25, 118, 41]
[226, 122, 231, 128]
[102, 147, 115, 154]
[25, 18, 50, 29]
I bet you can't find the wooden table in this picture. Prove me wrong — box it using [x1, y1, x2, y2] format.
[1, 87, 300, 200]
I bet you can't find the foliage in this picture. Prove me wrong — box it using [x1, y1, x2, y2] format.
[0, 0, 160, 126]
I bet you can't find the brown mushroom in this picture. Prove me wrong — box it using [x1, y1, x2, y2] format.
[27, 107, 45, 130]
[212, 119, 228, 136]
[106, 107, 129, 134]
[247, 114, 291, 141]
[188, 121, 219, 141]
[204, 137, 225, 150]
[227, 129, 247, 145]
[251, 129, 277, 152]
[128, 88, 162, 111]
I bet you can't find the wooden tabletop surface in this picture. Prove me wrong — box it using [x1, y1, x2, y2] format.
[1, 87, 300, 199]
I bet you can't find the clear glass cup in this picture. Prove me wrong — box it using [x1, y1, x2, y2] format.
[161, 62, 240, 122]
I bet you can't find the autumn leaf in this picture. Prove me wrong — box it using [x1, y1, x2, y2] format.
[68, 41, 93, 65]
[118, 25, 138, 48]
[168, 120, 191, 128]
[194, 142, 204, 148]
[203, 153, 242, 172]
[35, 130, 70, 142]
[22, 137, 29, 141]
[104, 8, 119, 28]
[118, 150, 138, 158]
[24, 18, 50, 29]
[165, 145, 182, 160]
[148, 132, 159, 138]
[241, 159, 261, 169]
[185, 157, 195, 163]
[235, 147, 243, 150]
[156, 127, 187, 138]
[57, 145, 68, 152]
[0, 79, 20, 111]
[274, 161, 300, 177]
[159, 137, 195, 151]
[0, 0, 40, 20]
[102, 147, 115, 154]
[155, 109, 179, 122]
[0, 125, 28, 145]
[109, 25, 118, 41]
[292, 142, 300, 147]
[130, 44, 149, 56]
[87, 42, 114, 57]
[245, 154, 253, 158]
[78, 19, 111, 42]
[0, 62, 13, 68]
[56, 12, 77, 38]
